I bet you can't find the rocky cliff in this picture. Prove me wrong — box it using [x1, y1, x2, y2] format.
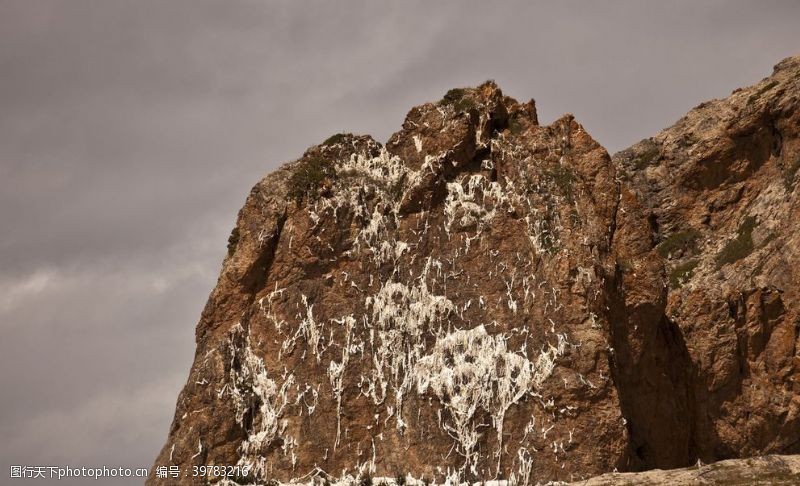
[149, 55, 800, 485]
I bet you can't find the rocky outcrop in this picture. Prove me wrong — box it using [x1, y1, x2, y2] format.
[613, 55, 800, 466]
[150, 56, 800, 485]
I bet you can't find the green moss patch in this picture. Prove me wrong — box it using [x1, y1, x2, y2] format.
[656, 229, 700, 258]
[439, 88, 477, 112]
[226, 226, 240, 255]
[288, 156, 335, 202]
[669, 259, 699, 288]
[508, 116, 524, 135]
[322, 133, 348, 146]
[631, 144, 660, 170]
[545, 164, 576, 203]
[782, 154, 800, 190]
[538, 208, 561, 255]
[715, 216, 757, 269]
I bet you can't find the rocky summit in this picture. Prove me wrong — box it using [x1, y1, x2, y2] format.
[149, 55, 800, 485]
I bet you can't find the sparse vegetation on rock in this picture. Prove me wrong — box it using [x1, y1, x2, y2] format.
[288, 156, 335, 202]
[715, 216, 756, 269]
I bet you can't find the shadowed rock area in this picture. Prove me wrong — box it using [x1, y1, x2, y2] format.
[149, 55, 800, 485]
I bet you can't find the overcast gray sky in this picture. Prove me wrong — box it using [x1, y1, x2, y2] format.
[1, 1, 798, 484]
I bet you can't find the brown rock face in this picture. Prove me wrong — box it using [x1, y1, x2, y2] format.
[613, 55, 800, 467]
[150, 56, 800, 485]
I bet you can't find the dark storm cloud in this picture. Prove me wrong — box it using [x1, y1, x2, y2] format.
[1, 0, 797, 483]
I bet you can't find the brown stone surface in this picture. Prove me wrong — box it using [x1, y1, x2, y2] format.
[149, 56, 800, 485]
[613, 54, 800, 467]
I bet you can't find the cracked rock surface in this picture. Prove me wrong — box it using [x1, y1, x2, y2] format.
[150, 56, 800, 485]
